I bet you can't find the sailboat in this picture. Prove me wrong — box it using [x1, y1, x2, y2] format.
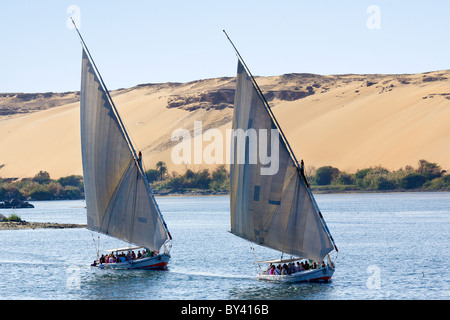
[75, 21, 172, 270]
[225, 31, 338, 282]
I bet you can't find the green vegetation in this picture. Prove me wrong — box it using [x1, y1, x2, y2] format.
[0, 213, 22, 222]
[147, 159, 450, 194]
[308, 159, 450, 192]
[0, 171, 84, 201]
[315, 166, 340, 185]
[0, 159, 448, 201]
[147, 163, 229, 194]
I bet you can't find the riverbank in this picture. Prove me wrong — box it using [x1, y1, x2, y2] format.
[0, 221, 86, 230]
[152, 187, 450, 196]
[153, 189, 228, 197]
[310, 186, 450, 194]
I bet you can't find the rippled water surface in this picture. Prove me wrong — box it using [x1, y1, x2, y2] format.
[0, 193, 449, 300]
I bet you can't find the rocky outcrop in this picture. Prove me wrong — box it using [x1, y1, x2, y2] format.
[0, 92, 79, 117]
[166, 87, 318, 111]
[3, 71, 449, 117]
[0, 221, 86, 230]
[264, 89, 314, 101]
[422, 75, 448, 82]
[0, 199, 34, 208]
[167, 89, 235, 111]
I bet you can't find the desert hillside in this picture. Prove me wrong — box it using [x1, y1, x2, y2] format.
[0, 70, 449, 179]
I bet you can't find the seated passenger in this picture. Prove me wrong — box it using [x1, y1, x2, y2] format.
[289, 263, 297, 274]
[274, 265, 281, 275]
[303, 261, 309, 270]
[281, 265, 288, 275]
[268, 265, 275, 275]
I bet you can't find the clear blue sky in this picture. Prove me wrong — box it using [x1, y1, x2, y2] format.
[1, 1, 449, 93]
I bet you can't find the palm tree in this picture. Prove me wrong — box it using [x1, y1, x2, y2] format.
[156, 161, 168, 180]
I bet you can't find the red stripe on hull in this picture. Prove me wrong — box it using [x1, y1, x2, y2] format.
[309, 276, 332, 282]
[140, 262, 168, 269]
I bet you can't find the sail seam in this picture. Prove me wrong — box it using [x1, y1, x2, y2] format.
[100, 158, 134, 234]
[80, 43, 171, 238]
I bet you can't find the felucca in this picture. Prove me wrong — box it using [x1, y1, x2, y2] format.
[225, 31, 338, 282]
[74, 19, 172, 269]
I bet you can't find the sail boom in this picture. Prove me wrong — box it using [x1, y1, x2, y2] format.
[231, 213, 334, 262]
[254, 257, 304, 264]
[230, 230, 308, 260]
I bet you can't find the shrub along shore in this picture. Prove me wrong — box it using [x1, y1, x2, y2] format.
[0, 160, 449, 202]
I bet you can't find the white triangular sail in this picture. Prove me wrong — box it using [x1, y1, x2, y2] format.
[230, 60, 336, 262]
[80, 48, 169, 251]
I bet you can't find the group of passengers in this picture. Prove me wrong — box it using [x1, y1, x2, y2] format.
[97, 249, 158, 265]
[264, 260, 327, 276]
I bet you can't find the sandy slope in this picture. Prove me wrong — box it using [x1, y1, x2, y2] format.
[0, 70, 449, 179]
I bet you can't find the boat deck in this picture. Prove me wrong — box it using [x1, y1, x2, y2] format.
[257, 266, 334, 283]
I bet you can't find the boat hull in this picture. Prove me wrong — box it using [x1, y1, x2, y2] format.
[94, 253, 170, 270]
[257, 266, 334, 283]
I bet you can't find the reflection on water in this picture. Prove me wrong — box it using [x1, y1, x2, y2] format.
[0, 193, 449, 300]
[80, 268, 170, 300]
[228, 281, 335, 300]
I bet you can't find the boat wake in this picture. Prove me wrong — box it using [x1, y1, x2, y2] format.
[170, 268, 253, 280]
[0, 259, 65, 267]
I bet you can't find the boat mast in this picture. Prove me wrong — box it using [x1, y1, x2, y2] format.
[72, 18, 172, 242]
[224, 30, 337, 254]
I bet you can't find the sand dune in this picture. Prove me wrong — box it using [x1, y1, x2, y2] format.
[0, 70, 449, 179]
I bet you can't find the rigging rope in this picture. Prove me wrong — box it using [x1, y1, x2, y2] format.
[91, 233, 99, 260]
[249, 244, 263, 272]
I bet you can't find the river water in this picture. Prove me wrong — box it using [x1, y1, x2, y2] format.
[0, 192, 448, 300]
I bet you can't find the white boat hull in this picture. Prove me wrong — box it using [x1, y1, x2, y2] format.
[94, 253, 170, 270]
[257, 266, 334, 283]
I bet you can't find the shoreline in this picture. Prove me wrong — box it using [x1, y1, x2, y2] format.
[0, 221, 86, 231]
[152, 188, 450, 197]
[153, 190, 228, 197]
[1, 188, 448, 205]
